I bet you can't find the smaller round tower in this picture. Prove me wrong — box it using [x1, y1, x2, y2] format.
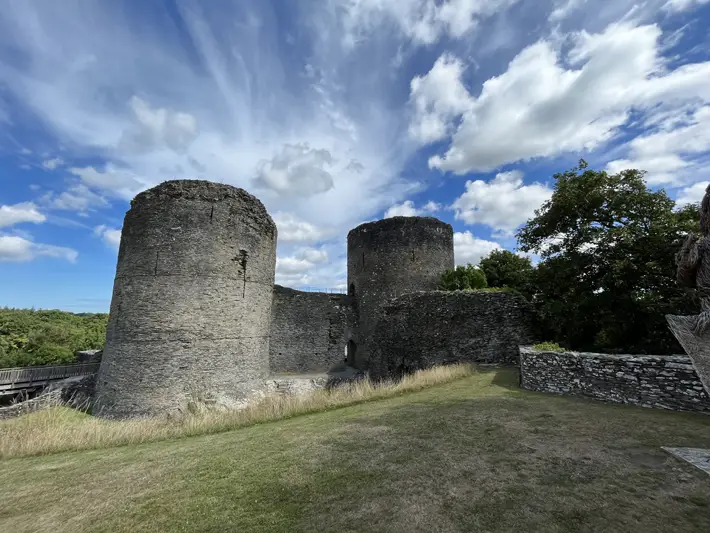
[346, 216, 454, 370]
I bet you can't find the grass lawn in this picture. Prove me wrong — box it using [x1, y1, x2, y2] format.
[2, 367, 710, 532]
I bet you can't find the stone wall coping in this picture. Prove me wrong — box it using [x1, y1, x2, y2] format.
[519, 345, 690, 363]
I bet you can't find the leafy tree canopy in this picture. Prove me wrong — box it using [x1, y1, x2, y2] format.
[0, 308, 107, 368]
[439, 265, 488, 291]
[516, 160, 699, 354]
[478, 249, 535, 298]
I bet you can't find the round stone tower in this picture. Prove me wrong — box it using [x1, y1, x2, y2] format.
[93, 179, 277, 418]
[346, 216, 454, 370]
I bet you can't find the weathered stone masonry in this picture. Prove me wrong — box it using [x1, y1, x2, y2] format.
[368, 291, 538, 380]
[519, 346, 710, 413]
[94, 180, 277, 418]
[347, 217, 454, 370]
[269, 285, 354, 374]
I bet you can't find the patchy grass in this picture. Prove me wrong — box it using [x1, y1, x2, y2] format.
[2, 368, 710, 533]
[0, 363, 474, 459]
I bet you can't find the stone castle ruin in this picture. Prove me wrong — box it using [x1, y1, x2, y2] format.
[93, 179, 536, 418]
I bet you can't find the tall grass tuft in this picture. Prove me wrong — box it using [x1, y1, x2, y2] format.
[0, 363, 475, 459]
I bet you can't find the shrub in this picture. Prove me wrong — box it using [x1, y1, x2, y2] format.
[438, 264, 488, 291]
[532, 342, 567, 352]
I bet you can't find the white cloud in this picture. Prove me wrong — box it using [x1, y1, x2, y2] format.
[119, 96, 198, 154]
[45, 184, 109, 213]
[253, 143, 335, 197]
[0, 235, 77, 263]
[675, 181, 709, 206]
[0, 2, 418, 246]
[414, 22, 710, 180]
[384, 200, 419, 218]
[384, 199, 441, 218]
[42, 157, 63, 170]
[297, 247, 329, 264]
[341, 0, 519, 46]
[451, 171, 552, 232]
[94, 225, 122, 249]
[0, 202, 46, 228]
[663, 0, 710, 13]
[422, 200, 441, 212]
[606, 106, 710, 185]
[408, 54, 472, 144]
[272, 212, 329, 243]
[453, 231, 502, 265]
[69, 165, 146, 200]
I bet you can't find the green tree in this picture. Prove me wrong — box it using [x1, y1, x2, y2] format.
[439, 264, 488, 291]
[478, 249, 535, 298]
[0, 308, 108, 368]
[516, 160, 699, 354]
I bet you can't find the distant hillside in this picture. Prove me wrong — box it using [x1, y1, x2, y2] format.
[0, 308, 107, 368]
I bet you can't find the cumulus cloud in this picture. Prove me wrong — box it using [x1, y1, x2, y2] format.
[408, 54, 472, 144]
[42, 157, 64, 170]
[453, 231, 501, 265]
[451, 171, 552, 232]
[0, 235, 77, 263]
[253, 143, 335, 197]
[384, 199, 441, 218]
[412, 22, 710, 182]
[272, 212, 329, 243]
[606, 106, 710, 185]
[94, 225, 122, 249]
[384, 200, 419, 217]
[0, 202, 46, 228]
[675, 181, 709, 206]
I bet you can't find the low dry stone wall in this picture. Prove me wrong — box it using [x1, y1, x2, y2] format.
[519, 346, 710, 413]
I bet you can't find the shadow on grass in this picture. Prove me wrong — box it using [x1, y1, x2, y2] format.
[487, 365, 521, 392]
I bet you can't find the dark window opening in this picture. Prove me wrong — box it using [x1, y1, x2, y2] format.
[347, 340, 357, 366]
[348, 283, 355, 297]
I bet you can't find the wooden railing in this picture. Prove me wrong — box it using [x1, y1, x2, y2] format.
[0, 363, 100, 394]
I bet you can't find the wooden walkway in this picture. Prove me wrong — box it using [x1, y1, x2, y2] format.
[0, 363, 100, 396]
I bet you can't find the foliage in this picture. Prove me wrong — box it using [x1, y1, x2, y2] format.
[532, 342, 567, 352]
[478, 249, 535, 298]
[438, 264, 488, 291]
[516, 160, 699, 354]
[0, 308, 107, 368]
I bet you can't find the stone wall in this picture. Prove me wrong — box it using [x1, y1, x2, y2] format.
[519, 347, 710, 413]
[368, 290, 538, 380]
[269, 285, 354, 373]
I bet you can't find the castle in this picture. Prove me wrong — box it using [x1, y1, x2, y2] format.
[93, 180, 536, 418]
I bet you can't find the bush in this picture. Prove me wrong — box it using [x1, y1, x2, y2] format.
[532, 342, 567, 352]
[439, 265, 488, 291]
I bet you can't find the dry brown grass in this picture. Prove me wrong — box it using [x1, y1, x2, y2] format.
[0, 363, 474, 459]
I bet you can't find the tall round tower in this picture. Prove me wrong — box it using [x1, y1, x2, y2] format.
[346, 216, 454, 370]
[93, 180, 277, 418]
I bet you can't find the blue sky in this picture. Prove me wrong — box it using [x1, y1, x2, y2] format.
[1, 0, 710, 312]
